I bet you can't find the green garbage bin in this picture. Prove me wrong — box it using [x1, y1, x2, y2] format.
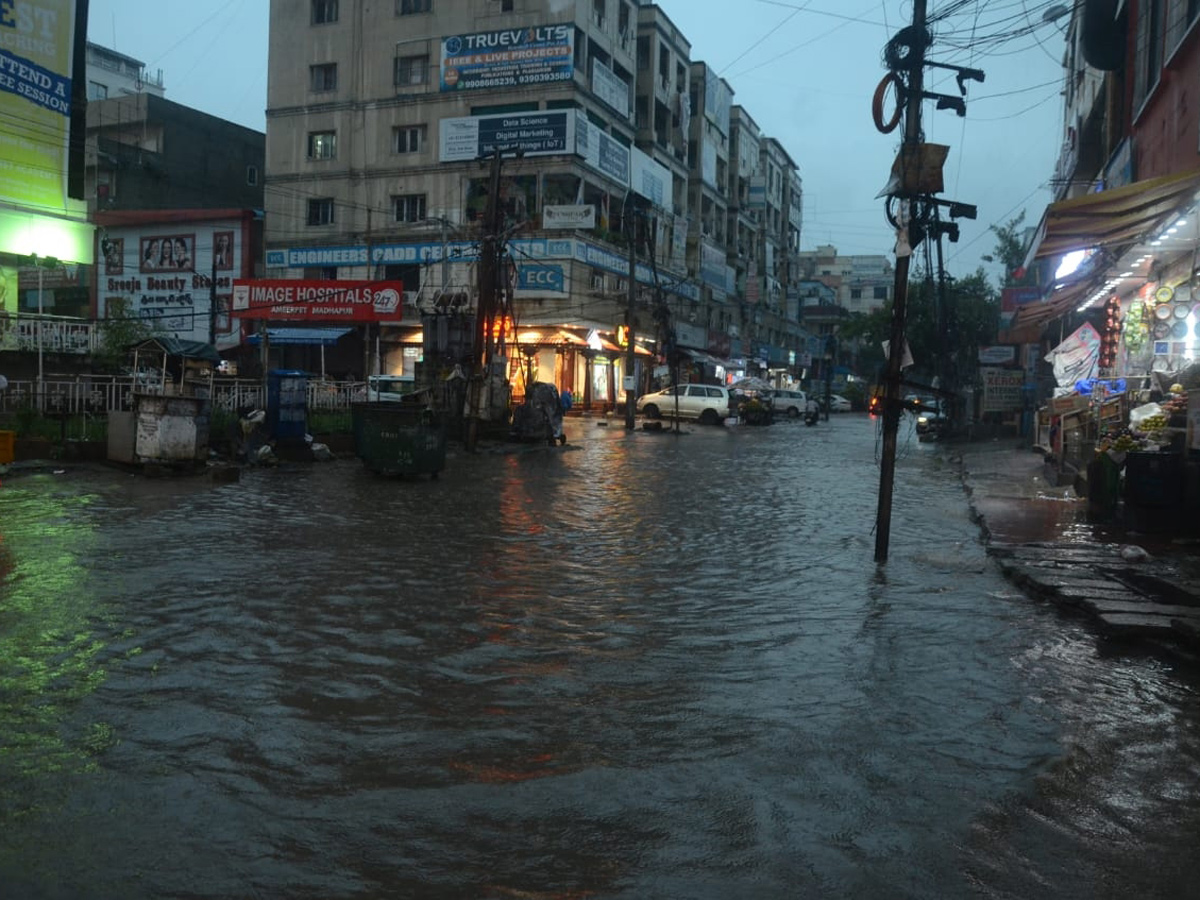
[1086, 453, 1121, 519]
[351, 403, 446, 478]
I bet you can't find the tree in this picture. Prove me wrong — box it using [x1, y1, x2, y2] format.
[845, 269, 999, 390]
[837, 307, 891, 381]
[981, 211, 1037, 288]
[93, 300, 159, 373]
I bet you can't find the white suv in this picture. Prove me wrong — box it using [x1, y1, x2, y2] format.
[636, 384, 733, 425]
[769, 388, 808, 418]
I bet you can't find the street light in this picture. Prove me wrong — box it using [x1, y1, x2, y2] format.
[30, 254, 59, 412]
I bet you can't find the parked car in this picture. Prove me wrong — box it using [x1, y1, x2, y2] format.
[636, 384, 733, 425]
[826, 393, 852, 412]
[366, 374, 416, 402]
[769, 388, 808, 418]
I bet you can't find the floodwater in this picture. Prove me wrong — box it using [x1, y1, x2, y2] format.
[2, 413, 1200, 899]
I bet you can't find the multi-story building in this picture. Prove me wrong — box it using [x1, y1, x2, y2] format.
[797, 244, 891, 316]
[685, 62, 733, 347]
[266, 0, 705, 407]
[1019, 3, 1200, 328]
[633, 2, 690, 236]
[84, 42, 165, 103]
[263, 0, 812, 399]
[79, 57, 266, 357]
[86, 93, 265, 217]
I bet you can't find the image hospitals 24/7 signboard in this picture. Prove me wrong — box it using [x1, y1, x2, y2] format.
[440, 25, 573, 92]
[231, 280, 404, 323]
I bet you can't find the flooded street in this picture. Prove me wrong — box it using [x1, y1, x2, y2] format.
[3, 414, 1200, 899]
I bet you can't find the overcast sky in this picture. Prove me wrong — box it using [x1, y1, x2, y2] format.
[85, 0, 1068, 283]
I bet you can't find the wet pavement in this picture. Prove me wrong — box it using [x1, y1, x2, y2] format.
[3, 414, 1200, 899]
[957, 439, 1200, 651]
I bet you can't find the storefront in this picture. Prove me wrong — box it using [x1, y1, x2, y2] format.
[1021, 168, 1200, 519]
[1, 0, 94, 382]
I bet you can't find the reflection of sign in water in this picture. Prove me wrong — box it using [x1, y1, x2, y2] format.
[441, 25, 573, 92]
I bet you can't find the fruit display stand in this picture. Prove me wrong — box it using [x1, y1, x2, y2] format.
[1095, 387, 1193, 532]
[1042, 390, 1128, 487]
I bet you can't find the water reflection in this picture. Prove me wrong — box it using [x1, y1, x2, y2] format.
[1, 420, 1199, 898]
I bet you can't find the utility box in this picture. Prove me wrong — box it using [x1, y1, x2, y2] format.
[267, 370, 308, 441]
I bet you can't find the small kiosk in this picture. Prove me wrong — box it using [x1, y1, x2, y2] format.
[107, 338, 219, 468]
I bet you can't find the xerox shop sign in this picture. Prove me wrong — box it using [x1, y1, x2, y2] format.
[231, 280, 405, 322]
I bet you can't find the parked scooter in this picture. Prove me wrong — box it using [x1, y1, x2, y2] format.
[803, 399, 820, 426]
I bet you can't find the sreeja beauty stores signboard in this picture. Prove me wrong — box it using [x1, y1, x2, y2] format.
[231, 280, 405, 323]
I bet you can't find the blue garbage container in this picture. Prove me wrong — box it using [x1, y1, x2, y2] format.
[267, 370, 308, 440]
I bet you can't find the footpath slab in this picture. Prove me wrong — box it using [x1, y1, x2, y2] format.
[954, 439, 1200, 653]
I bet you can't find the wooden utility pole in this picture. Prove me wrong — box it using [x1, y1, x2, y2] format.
[465, 151, 503, 452]
[874, 0, 927, 564]
[624, 197, 637, 430]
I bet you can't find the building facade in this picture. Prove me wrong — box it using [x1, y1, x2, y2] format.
[798, 244, 892, 316]
[1015, 2, 1200, 399]
[85, 42, 165, 102]
[86, 93, 266, 217]
[263, 0, 809, 398]
[0, 0, 93, 379]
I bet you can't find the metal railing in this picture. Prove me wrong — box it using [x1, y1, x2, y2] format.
[0, 377, 368, 415]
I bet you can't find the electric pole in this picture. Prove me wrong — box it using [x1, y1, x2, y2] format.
[872, 2, 982, 563]
[209, 255, 217, 347]
[624, 196, 638, 430]
[466, 150, 503, 452]
[875, 0, 928, 564]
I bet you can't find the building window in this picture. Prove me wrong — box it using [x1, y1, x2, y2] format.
[1133, 0, 1166, 110]
[393, 193, 427, 223]
[246, 165, 258, 186]
[311, 0, 338, 24]
[394, 54, 429, 86]
[850, 287, 862, 300]
[307, 198, 335, 225]
[501, 0, 513, 9]
[393, 125, 426, 153]
[88, 81, 108, 100]
[397, 0, 431, 12]
[308, 131, 337, 160]
[873, 285, 888, 300]
[309, 63, 337, 92]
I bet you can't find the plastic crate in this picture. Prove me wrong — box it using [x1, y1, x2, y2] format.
[0, 430, 13, 465]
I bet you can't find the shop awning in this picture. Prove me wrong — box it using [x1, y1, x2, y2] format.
[1027, 168, 1200, 262]
[1010, 279, 1098, 330]
[516, 329, 590, 347]
[594, 336, 653, 356]
[246, 327, 354, 346]
[679, 347, 733, 368]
